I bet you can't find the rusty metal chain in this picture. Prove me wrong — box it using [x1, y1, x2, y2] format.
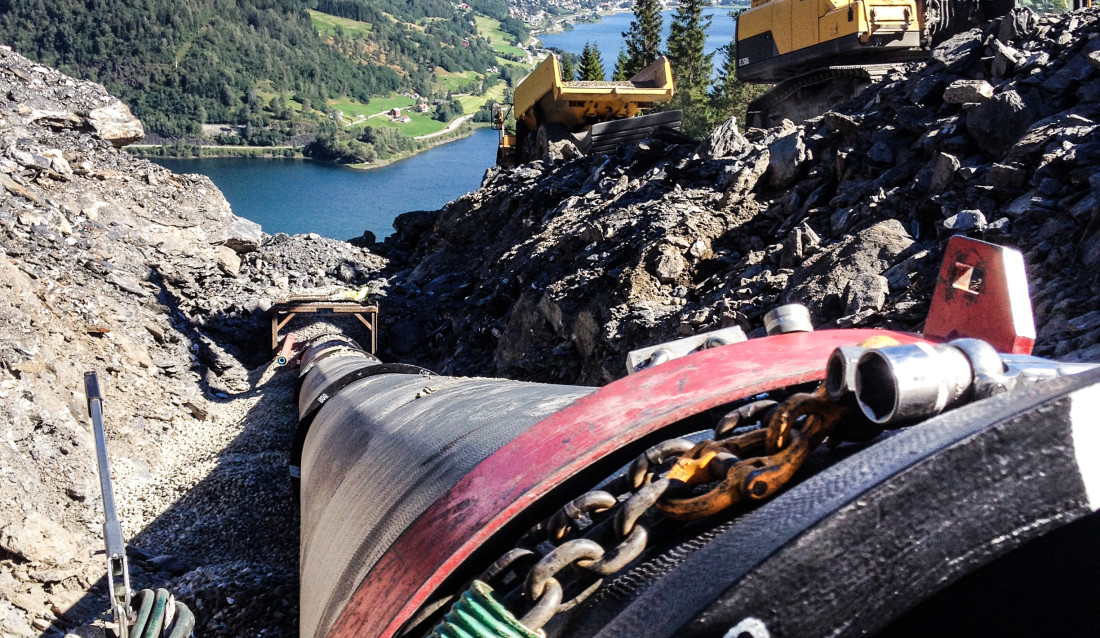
[547, 491, 617, 543]
[487, 381, 879, 631]
[658, 385, 848, 520]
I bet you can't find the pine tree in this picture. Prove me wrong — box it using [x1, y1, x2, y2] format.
[666, 0, 713, 101]
[612, 47, 630, 81]
[578, 42, 606, 81]
[559, 53, 576, 83]
[622, 0, 663, 77]
[709, 36, 771, 129]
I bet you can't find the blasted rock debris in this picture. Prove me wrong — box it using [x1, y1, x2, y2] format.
[0, 46, 383, 637]
[381, 7, 1100, 384]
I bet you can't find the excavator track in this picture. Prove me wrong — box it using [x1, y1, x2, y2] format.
[737, 0, 1063, 129]
[745, 65, 898, 129]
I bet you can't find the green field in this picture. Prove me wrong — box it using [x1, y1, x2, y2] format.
[455, 94, 483, 113]
[474, 16, 510, 42]
[452, 80, 506, 117]
[360, 111, 450, 137]
[476, 16, 527, 58]
[329, 95, 416, 119]
[437, 69, 481, 93]
[496, 56, 531, 73]
[492, 42, 527, 58]
[308, 9, 373, 38]
[256, 82, 305, 112]
[485, 81, 507, 102]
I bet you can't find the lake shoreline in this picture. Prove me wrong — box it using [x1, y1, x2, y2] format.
[148, 128, 498, 240]
[129, 122, 485, 171]
[535, 2, 744, 39]
[346, 122, 486, 170]
[534, 8, 632, 38]
[538, 6, 738, 80]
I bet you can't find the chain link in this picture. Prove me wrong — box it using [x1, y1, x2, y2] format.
[627, 439, 694, 490]
[518, 576, 562, 630]
[547, 491, 617, 543]
[493, 378, 887, 631]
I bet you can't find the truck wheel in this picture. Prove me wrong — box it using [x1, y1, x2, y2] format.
[536, 123, 570, 160]
[515, 122, 537, 164]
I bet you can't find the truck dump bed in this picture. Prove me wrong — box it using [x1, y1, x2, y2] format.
[513, 55, 675, 134]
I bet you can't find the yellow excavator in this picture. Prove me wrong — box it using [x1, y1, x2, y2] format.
[736, 0, 1091, 127]
[494, 55, 680, 167]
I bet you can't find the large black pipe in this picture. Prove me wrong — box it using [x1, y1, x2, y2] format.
[294, 335, 594, 638]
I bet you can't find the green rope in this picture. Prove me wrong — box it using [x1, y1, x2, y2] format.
[166, 601, 196, 638]
[130, 589, 196, 638]
[130, 590, 155, 638]
[430, 580, 540, 638]
[143, 589, 170, 638]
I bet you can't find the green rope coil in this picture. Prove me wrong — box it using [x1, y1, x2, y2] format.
[131, 589, 196, 638]
[430, 580, 540, 638]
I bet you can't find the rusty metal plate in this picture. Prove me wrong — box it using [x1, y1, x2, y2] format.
[924, 236, 1036, 354]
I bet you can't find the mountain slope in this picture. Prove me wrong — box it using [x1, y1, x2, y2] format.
[0, 0, 402, 136]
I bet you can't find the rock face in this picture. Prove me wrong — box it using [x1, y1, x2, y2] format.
[3, 45, 144, 149]
[86, 103, 144, 147]
[0, 47, 384, 638]
[381, 7, 1100, 384]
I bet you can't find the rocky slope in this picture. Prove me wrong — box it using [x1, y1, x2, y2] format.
[0, 46, 383, 637]
[380, 6, 1100, 385]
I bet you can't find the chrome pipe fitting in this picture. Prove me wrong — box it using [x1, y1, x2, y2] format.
[764, 304, 813, 336]
[849, 338, 1097, 426]
[646, 348, 674, 368]
[854, 342, 974, 425]
[825, 346, 866, 402]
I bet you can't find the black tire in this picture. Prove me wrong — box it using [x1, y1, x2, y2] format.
[516, 121, 538, 164]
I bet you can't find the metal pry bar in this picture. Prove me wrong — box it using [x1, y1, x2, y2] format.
[85, 371, 132, 638]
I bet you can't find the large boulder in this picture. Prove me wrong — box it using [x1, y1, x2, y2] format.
[767, 128, 807, 189]
[697, 117, 750, 160]
[785, 219, 914, 317]
[223, 217, 263, 254]
[86, 101, 144, 147]
[965, 90, 1038, 159]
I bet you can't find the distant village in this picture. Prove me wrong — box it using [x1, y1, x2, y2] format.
[508, 0, 744, 29]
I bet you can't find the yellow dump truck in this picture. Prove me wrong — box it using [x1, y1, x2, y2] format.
[494, 55, 679, 167]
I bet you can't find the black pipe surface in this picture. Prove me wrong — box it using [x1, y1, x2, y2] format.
[295, 338, 593, 638]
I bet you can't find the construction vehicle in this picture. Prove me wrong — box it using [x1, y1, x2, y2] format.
[493, 55, 681, 167]
[289, 236, 1100, 638]
[735, 0, 1092, 127]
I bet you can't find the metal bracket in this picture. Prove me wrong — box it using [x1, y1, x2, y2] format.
[626, 326, 749, 374]
[270, 297, 378, 354]
[924, 236, 1036, 355]
[85, 372, 131, 638]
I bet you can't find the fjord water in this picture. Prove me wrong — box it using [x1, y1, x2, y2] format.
[150, 127, 498, 241]
[538, 7, 738, 80]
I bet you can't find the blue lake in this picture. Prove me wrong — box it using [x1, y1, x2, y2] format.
[538, 7, 739, 80]
[150, 127, 498, 241]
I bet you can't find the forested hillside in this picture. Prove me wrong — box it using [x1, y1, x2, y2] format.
[312, 0, 505, 98]
[0, 0, 509, 140]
